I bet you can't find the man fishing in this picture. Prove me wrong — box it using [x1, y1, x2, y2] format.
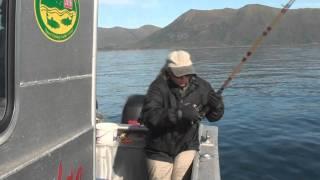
[140, 0, 296, 179]
[140, 50, 224, 180]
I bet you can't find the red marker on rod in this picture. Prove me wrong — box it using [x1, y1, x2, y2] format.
[217, 0, 296, 95]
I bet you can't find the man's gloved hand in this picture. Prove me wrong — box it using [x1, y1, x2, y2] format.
[208, 91, 223, 109]
[179, 103, 201, 125]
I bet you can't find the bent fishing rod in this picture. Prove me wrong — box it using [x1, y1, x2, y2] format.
[200, 0, 296, 116]
[217, 0, 296, 95]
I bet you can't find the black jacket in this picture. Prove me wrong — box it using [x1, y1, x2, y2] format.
[140, 74, 224, 162]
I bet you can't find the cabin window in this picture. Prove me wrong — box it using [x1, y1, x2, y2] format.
[0, 0, 14, 134]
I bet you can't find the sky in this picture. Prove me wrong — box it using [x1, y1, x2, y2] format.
[98, 0, 320, 28]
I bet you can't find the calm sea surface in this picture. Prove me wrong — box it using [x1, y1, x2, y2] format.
[97, 45, 320, 180]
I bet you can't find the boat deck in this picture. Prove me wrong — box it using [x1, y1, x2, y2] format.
[96, 123, 220, 180]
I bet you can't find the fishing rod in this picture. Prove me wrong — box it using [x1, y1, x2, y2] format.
[216, 0, 296, 95]
[199, 0, 296, 117]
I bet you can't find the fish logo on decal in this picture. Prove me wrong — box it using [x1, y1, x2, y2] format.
[34, 0, 80, 42]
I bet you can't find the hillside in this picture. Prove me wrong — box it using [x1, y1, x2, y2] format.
[97, 25, 160, 50]
[98, 5, 320, 50]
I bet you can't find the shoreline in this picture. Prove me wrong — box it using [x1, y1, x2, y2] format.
[98, 42, 320, 52]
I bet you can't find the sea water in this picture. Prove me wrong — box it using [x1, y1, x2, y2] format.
[97, 45, 320, 180]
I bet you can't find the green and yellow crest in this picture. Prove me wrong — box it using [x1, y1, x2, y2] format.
[34, 0, 80, 42]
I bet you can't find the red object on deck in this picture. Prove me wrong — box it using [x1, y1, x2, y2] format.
[127, 119, 140, 125]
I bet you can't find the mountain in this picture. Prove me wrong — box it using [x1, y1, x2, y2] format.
[98, 5, 320, 50]
[97, 25, 160, 50]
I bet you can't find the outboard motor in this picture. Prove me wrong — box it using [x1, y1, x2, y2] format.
[121, 94, 145, 124]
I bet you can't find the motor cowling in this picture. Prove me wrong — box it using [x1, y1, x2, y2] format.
[121, 94, 145, 124]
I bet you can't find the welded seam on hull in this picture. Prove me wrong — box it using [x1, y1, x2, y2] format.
[19, 74, 92, 87]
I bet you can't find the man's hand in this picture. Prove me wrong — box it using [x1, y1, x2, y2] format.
[180, 103, 201, 125]
[208, 91, 223, 109]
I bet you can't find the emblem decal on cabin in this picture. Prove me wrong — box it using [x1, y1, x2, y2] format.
[34, 0, 80, 42]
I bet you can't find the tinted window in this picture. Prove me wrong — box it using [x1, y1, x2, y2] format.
[0, 0, 6, 119]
